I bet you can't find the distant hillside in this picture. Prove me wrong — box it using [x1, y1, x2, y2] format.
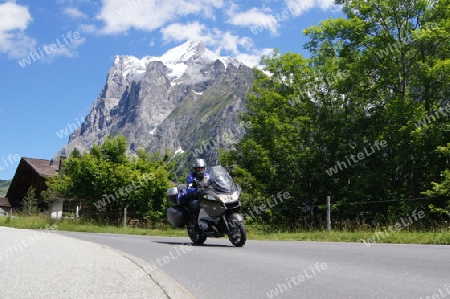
[0, 180, 11, 197]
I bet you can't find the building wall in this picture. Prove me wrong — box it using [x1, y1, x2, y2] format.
[6, 161, 39, 207]
[49, 200, 63, 218]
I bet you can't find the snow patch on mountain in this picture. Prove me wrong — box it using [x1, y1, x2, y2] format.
[175, 147, 184, 154]
[113, 40, 244, 82]
[113, 56, 152, 80]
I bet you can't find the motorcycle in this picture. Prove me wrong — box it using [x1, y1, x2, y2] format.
[166, 165, 246, 247]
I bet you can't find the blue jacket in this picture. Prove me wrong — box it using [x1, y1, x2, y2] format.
[187, 171, 211, 193]
[177, 172, 211, 205]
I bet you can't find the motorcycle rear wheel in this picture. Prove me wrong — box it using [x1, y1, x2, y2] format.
[228, 222, 246, 247]
[188, 224, 207, 245]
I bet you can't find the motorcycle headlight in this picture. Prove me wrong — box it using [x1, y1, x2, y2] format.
[231, 191, 239, 201]
[217, 191, 239, 203]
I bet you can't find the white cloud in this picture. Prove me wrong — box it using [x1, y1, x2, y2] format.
[218, 31, 252, 54]
[236, 48, 273, 68]
[0, 1, 36, 58]
[78, 24, 97, 33]
[97, 0, 224, 34]
[161, 22, 211, 43]
[0, 2, 30, 32]
[56, 0, 91, 3]
[63, 7, 88, 19]
[41, 37, 86, 63]
[95, 0, 274, 63]
[92, 0, 340, 70]
[285, 0, 340, 17]
[161, 22, 252, 56]
[228, 7, 279, 35]
[160, 21, 268, 68]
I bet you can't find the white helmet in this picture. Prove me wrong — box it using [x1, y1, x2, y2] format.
[192, 158, 206, 176]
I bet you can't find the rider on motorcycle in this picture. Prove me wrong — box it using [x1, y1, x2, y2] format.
[177, 158, 211, 219]
[187, 158, 211, 193]
[167, 162, 246, 246]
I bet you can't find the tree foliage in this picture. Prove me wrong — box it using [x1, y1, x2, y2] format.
[44, 136, 173, 224]
[423, 144, 450, 217]
[22, 186, 39, 216]
[222, 0, 450, 227]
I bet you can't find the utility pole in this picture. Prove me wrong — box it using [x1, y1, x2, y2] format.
[327, 196, 331, 231]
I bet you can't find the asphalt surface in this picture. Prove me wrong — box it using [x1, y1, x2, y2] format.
[55, 231, 450, 299]
[2, 227, 449, 299]
[0, 227, 194, 299]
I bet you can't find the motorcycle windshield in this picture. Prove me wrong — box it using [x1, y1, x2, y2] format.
[207, 165, 238, 193]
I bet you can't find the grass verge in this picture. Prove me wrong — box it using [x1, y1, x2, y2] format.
[0, 216, 449, 245]
[248, 228, 450, 244]
[0, 216, 187, 237]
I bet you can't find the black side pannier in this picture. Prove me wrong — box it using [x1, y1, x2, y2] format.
[167, 206, 188, 228]
[167, 187, 179, 204]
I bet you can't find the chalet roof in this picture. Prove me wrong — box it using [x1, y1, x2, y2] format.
[22, 157, 60, 178]
[0, 197, 11, 208]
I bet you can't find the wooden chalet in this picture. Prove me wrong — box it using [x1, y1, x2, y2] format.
[6, 157, 65, 217]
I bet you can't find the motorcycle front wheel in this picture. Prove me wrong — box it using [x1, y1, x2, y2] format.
[228, 222, 246, 247]
[187, 224, 207, 245]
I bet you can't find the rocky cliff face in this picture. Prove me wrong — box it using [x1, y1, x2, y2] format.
[57, 40, 254, 168]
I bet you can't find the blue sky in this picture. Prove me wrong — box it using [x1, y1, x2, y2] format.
[0, 0, 343, 180]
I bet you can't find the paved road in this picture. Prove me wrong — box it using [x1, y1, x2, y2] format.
[57, 232, 450, 299]
[0, 227, 193, 299]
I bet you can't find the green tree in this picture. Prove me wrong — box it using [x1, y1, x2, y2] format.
[304, 0, 446, 201]
[22, 186, 39, 216]
[223, 0, 450, 227]
[423, 144, 450, 218]
[44, 136, 172, 224]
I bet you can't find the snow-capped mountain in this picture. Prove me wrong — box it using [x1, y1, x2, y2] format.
[56, 40, 254, 168]
[113, 40, 244, 85]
